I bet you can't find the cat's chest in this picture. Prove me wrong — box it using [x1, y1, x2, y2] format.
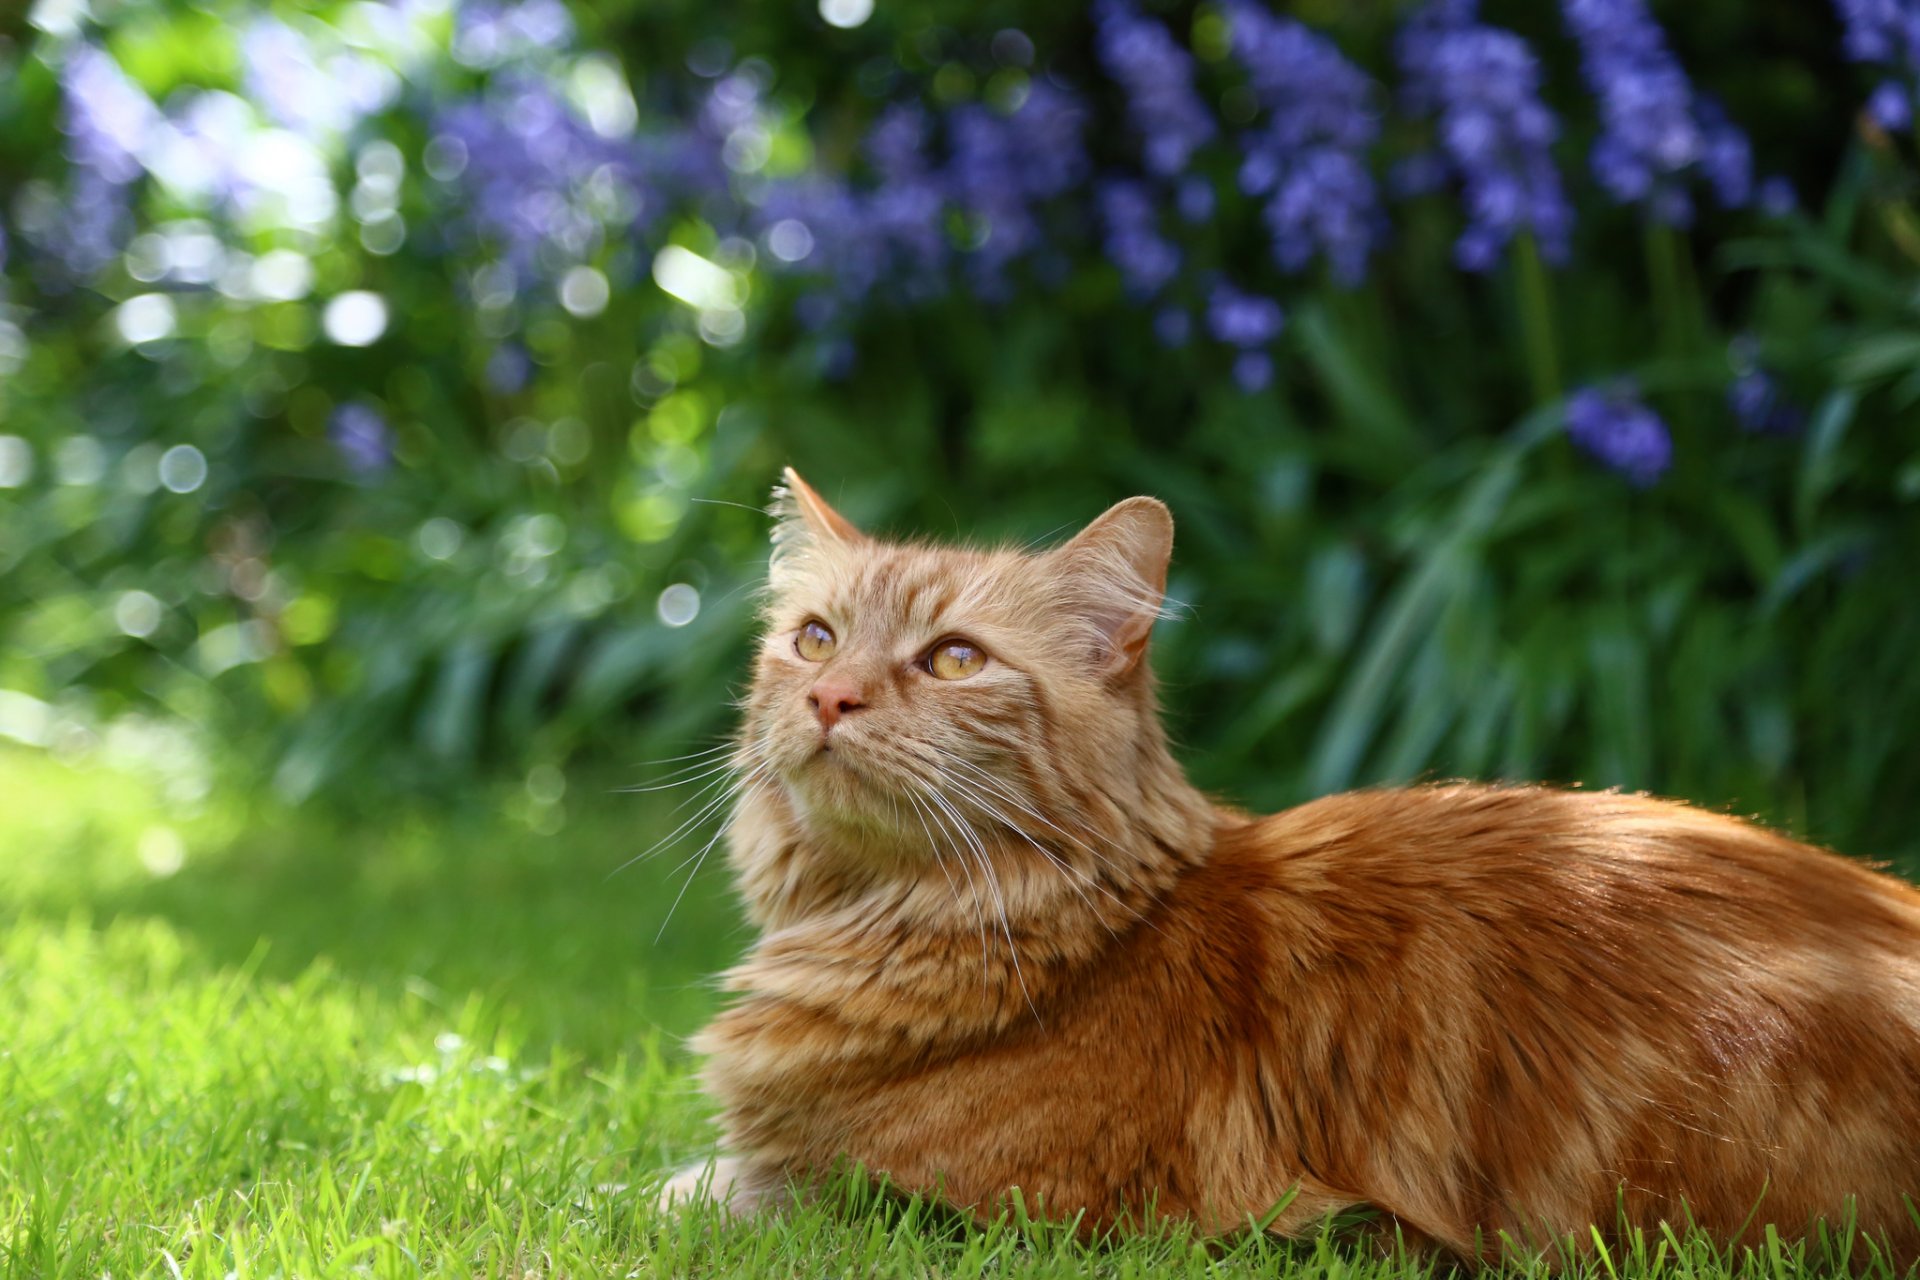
[699, 982, 1207, 1206]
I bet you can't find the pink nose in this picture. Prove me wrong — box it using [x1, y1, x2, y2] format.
[808, 676, 866, 731]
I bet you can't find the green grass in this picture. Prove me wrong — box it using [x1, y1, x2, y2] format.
[0, 747, 1910, 1279]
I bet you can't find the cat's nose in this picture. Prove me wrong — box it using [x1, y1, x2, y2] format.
[808, 677, 866, 731]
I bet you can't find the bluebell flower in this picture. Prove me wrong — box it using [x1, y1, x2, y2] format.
[1233, 351, 1275, 392]
[1098, 181, 1180, 296]
[1869, 80, 1914, 129]
[1154, 306, 1192, 347]
[1564, 384, 1672, 485]
[1226, 2, 1381, 284]
[1756, 176, 1798, 218]
[1176, 175, 1216, 223]
[1727, 370, 1803, 434]
[1094, 0, 1216, 178]
[1560, 0, 1753, 223]
[51, 46, 158, 275]
[1397, 0, 1572, 270]
[859, 105, 947, 292]
[242, 18, 395, 139]
[1693, 98, 1753, 208]
[1206, 280, 1285, 347]
[1832, 0, 1920, 130]
[330, 404, 392, 475]
[487, 344, 532, 394]
[435, 79, 644, 273]
[61, 46, 156, 185]
[454, 0, 576, 67]
[946, 84, 1089, 295]
[758, 112, 946, 308]
[1726, 339, 1804, 433]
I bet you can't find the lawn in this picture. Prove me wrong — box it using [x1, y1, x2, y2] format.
[0, 746, 1903, 1279]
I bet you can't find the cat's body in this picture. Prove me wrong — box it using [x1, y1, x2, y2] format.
[670, 472, 1920, 1263]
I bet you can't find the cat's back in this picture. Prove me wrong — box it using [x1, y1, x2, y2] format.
[1228, 781, 1920, 966]
[1196, 783, 1920, 1257]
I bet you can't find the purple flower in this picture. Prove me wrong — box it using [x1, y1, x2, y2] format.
[1869, 80, 1914, 129]
[242, 18, 394, 139]
[1560, 0, 1753, 223]
[945, 84, 1089, 294]
[1206, 280, 1285, 347]
[1564, 384, 1672, 485]
[1226, 2, 1381, 284]
[1397, 0, 1572, 270]
[487, 344, 532, 393]
[47, 46, 160, 275]
[858, 106, 947, 291]
[1694, 98, 1753, 208]
[454, 0, 576, 67]
[1727, 371, 1803, 434]
[1832, 0, 1920, 129]
[1154, 306, 1192, 347]
[1176, 175, 1216, 223]
[1232, 351, 1275, 392]
[1726, 340, 1804, 433]
[435, 79, 645, 273]
[1098, 180, 1180, 296]
[1756, 176, 1798, 218]
[1094, 0, 1216, 177]
[330, 404, 392, 475]
[61, 45, 158, 186]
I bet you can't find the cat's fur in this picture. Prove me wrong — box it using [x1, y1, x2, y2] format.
[667, 469, 1920, 1263]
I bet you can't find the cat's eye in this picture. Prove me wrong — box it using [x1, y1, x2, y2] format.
[927, 639, 987, 681]
[795, 621, 837, 662]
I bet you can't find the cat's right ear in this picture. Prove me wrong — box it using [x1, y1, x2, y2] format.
[770, 468, 862, 574]
[1050, 496, 1174, 678]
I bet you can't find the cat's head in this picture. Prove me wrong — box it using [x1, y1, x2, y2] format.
[733, 468, 1200, 892]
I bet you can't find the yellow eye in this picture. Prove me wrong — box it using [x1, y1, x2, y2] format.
[795, 620, 837, 662]
[927, 639, 987, 681]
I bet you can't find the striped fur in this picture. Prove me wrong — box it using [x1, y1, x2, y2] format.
[669, 471, 1920, 1264]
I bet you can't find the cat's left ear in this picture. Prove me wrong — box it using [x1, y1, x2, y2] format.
[1050, 497, 1173, 678]
[771, 467, 863, 568]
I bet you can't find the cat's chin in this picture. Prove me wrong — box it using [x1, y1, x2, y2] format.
[785, 752, 892, 817]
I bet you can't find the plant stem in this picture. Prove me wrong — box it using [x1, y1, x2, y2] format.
[1512, 232, 1562, 404]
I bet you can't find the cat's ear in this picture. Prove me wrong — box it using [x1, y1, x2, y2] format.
[770, 468, 862, 574]
[1051, 497, 1173, 678]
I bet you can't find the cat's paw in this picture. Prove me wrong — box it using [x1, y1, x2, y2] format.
[657, 1156, 743, 1214]
[658, 1155, 800, 1219]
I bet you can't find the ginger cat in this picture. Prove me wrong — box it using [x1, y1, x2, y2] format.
[665, 469, 1920, 1264]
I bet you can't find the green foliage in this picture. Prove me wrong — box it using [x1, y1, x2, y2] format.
[0, 0, 1917, 866]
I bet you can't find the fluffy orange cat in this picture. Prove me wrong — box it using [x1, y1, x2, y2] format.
[664, 468, 1920, 1264]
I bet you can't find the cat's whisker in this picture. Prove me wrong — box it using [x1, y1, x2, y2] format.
[937, 758, 1110, 865]
[926, 755, 1142, 925]
[607, 751, 767, 880]
[920, 782, 1039, 1025]
[656, 768, 774, 942]
[618, 754, 751, 794]
[940, 755, 1119, 872]
[617, 740, 744, 781]
[631, 739, 741, 766]
[936, 774, 1122, 936]
[663, 762, 771, 882]
[905, 786, 994, 1001]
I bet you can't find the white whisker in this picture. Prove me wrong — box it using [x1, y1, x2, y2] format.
[921, 782, 1039, 1025]
[938, 773, 1120, 935]
[656, 767, 772, 942]
[907, 786, 994, 1002]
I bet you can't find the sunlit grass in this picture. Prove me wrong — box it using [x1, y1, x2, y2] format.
[0, 748, 1909, 1278]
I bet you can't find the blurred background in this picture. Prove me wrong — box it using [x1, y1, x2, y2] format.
[1, 0, 1917, 864]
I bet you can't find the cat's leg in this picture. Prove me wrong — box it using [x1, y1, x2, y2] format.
[656, 1155, 790, 1217]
